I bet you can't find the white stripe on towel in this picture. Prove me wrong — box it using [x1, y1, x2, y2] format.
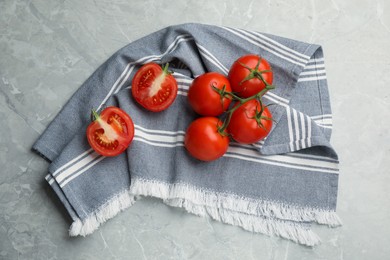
[221, 27, 308, 67]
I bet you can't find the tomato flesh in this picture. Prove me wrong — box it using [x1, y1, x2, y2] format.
[93, 129, 120, 150]
[87, 107, 134, 156]
[184, 117, 229, 161]
[228, 54, 273, 98]
[227, 100, 273, 144]
[131, 63, 178, 112]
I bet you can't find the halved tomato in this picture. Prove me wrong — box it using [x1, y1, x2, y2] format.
[131, 63, 178, 112]
[87, 106, 134, 156]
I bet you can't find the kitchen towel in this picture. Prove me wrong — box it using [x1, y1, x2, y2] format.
[32, 23, 341, 246]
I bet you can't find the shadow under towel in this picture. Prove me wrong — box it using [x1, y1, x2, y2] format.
[32, 23, 341, 246]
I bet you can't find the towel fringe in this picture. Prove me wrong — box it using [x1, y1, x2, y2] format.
[129, 177, 341, 245]
[165, 198, 321, 246]
[69, 190, 136, 237]
[68, 177, 341, 245]
[129, 177, 342, 227]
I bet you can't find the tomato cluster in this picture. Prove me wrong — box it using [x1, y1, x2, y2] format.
[86, 55, 274, 160]
[185, 54, 274, 161]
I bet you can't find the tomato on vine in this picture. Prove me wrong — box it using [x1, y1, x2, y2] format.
[227, 99, 273, 144]
[184, 117, 229, 161]
[187, 72, 232, 116]
[228, 54, 273, 98]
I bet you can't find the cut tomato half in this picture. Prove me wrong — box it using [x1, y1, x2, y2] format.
[131, 63, 178, 112]
[86, 106, 134, 157]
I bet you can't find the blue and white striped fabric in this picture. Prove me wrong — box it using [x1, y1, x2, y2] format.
[33, 23, 341, 246]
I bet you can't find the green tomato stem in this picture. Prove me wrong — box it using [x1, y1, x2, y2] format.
[91, 109, 100, 121]
[213, 56, 276, 136]
[216, 84, 275, 134]
[162, 63, 171, 75]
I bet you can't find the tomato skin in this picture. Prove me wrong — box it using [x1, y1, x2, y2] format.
[228, 54, 273, 98]
[227, 100, 273, 144]
[87, 107, 134, 157]
[184, 117, 229, 161]
[187, 72, 232, 116]
[131, 63, 178, 112]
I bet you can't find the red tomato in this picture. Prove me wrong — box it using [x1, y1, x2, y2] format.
[228, 54, 273, 98]
[87, 107, 134, 156]
[184, 117, 229, 161]
[131, 63, 178, 112]
[227, 100, 273, 144]
[187, 72, 232, 116]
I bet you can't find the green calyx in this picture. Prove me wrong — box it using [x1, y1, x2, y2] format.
[91, 109, 100, 122]
[213, 85, 276, 135]
[249, 101, 274, 130]
[238, 56, 273, 87]
[162, 63, 172, 75]
[211, 83, 231, 109]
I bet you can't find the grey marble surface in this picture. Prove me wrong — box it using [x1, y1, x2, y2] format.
[1, 0, 389, 259]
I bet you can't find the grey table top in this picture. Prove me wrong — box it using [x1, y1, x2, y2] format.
[1, 0, 389, 259]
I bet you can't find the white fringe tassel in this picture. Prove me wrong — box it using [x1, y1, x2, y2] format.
[165, 198, 321, 246]
[69, 190, 136, 237]
[130, 177, 343, 246]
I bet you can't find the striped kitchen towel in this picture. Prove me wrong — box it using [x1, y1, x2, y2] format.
[32, 23, 341, 246]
